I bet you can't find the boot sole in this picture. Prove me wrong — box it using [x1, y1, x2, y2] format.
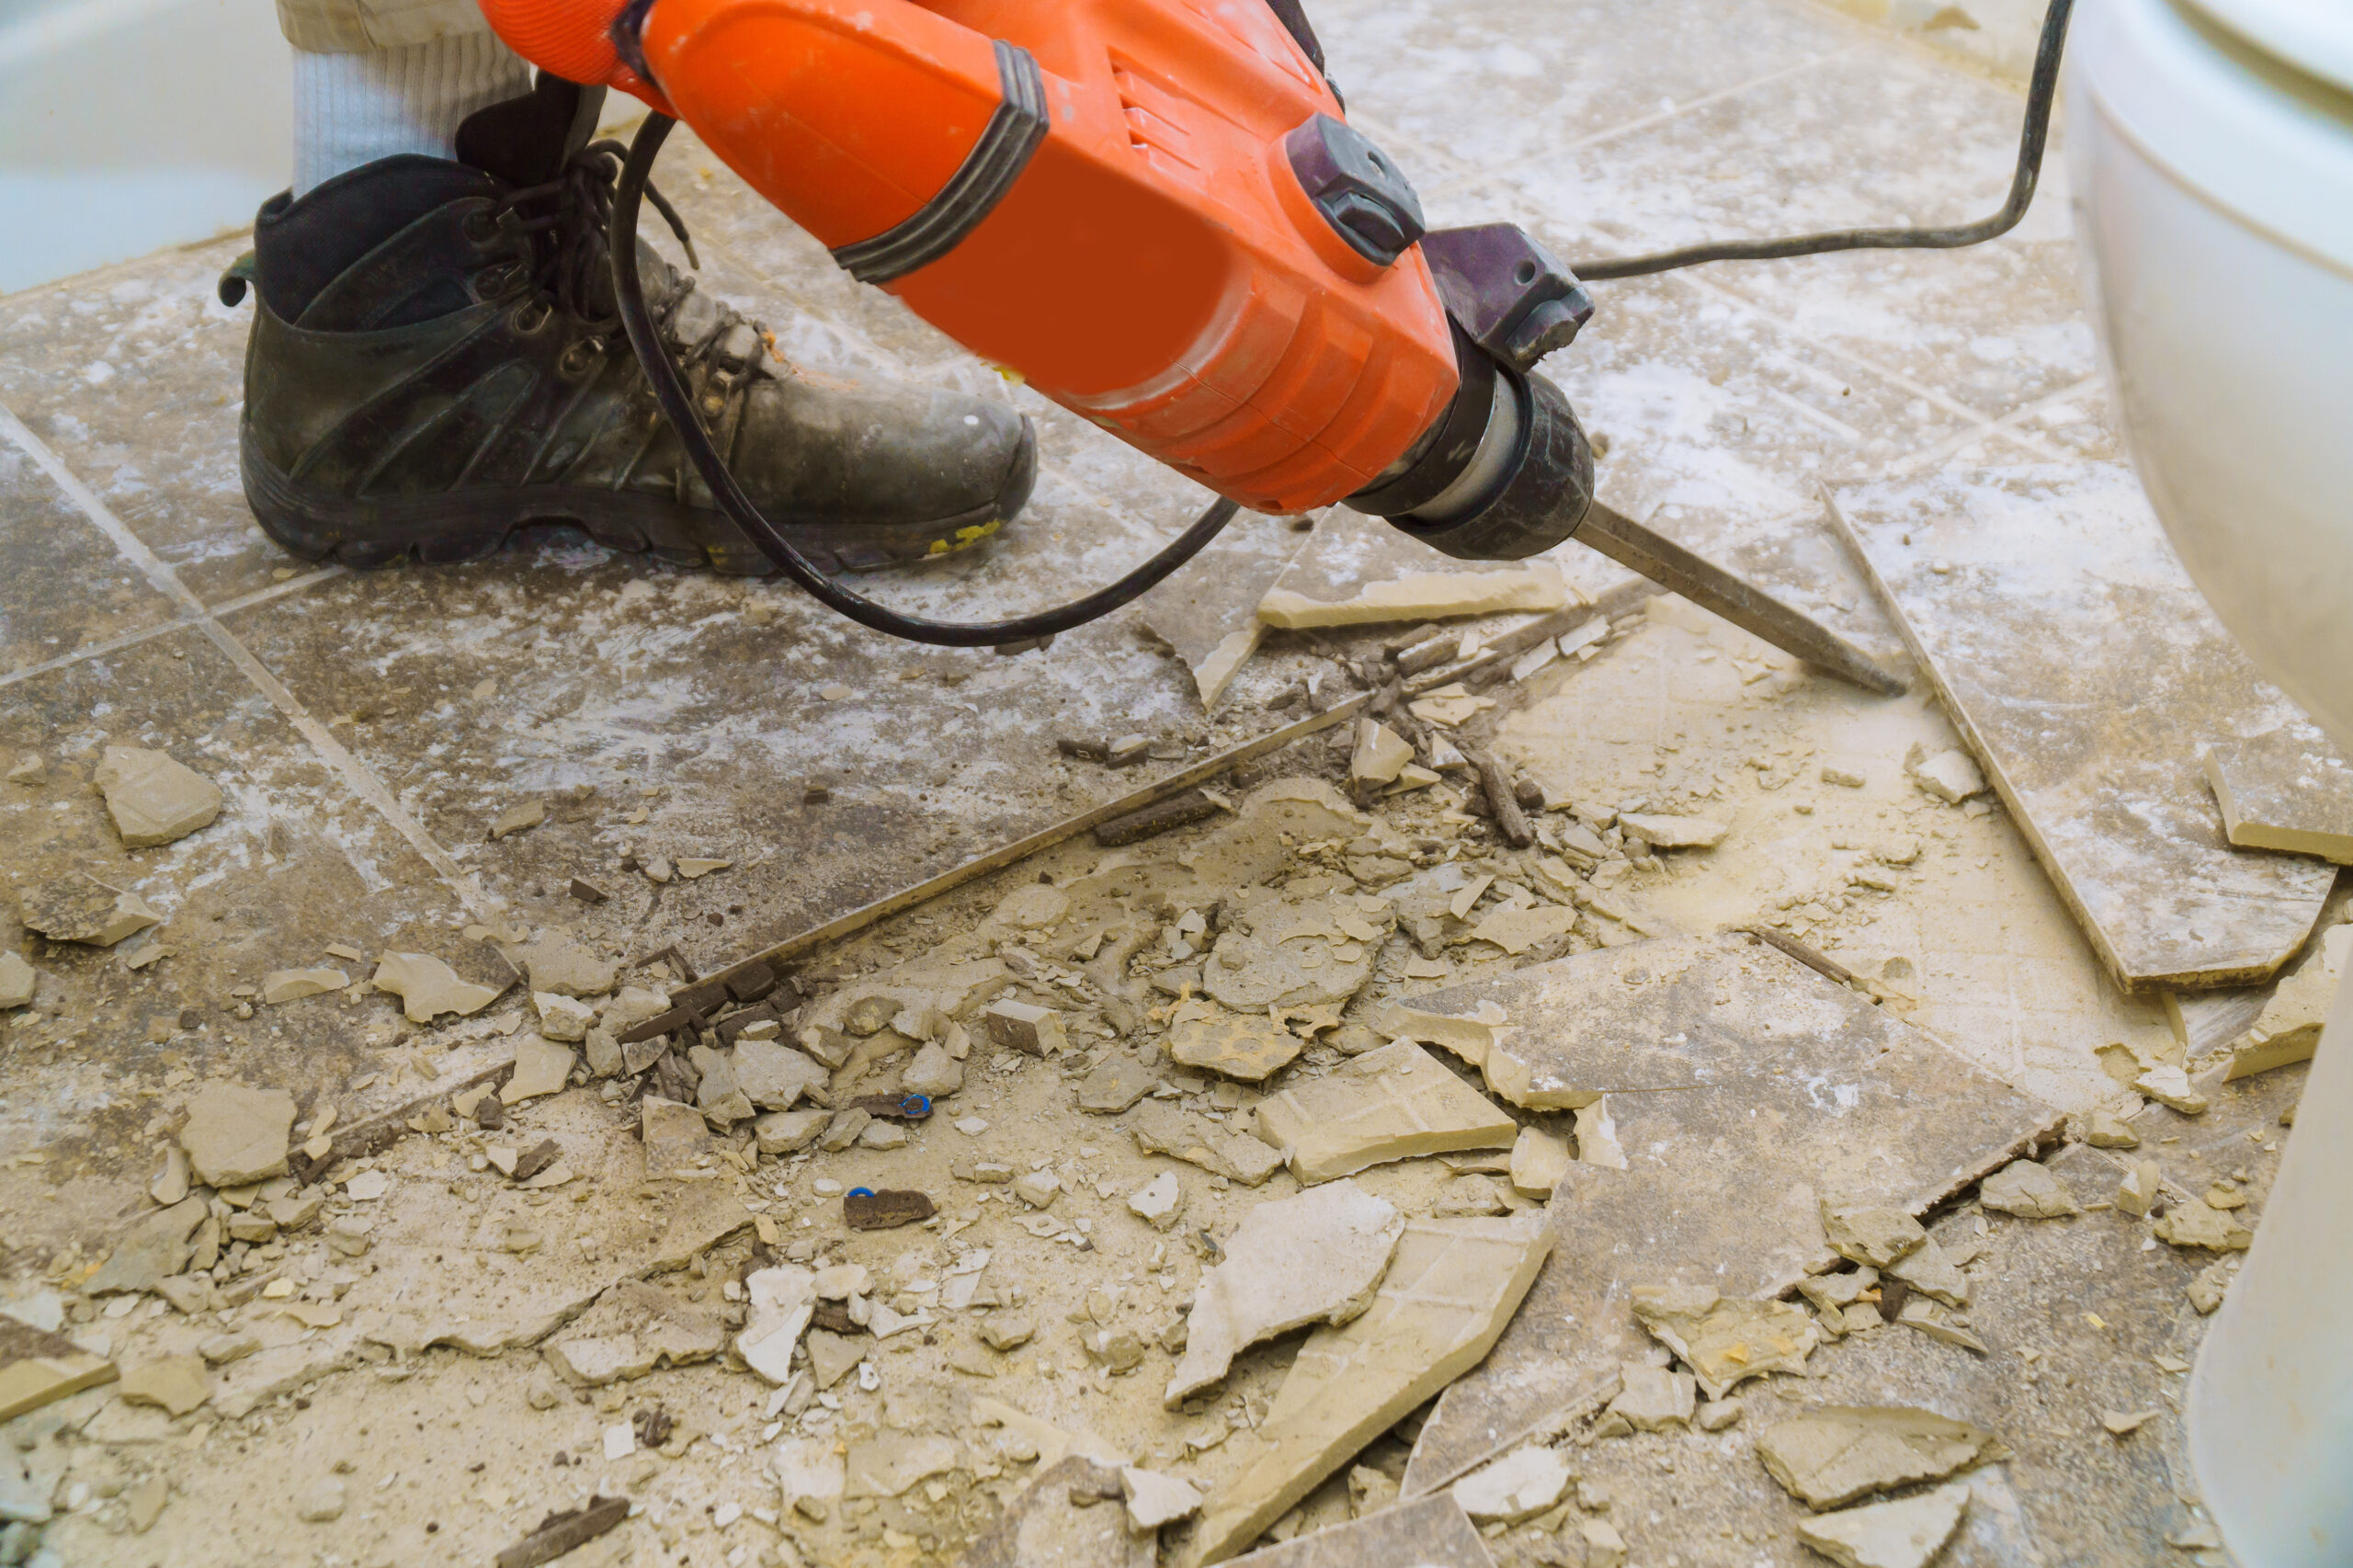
[240, 421, 1037, 579]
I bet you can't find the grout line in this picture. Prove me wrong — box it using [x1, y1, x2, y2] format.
[0, 566, 347, 692]
[0, 400, 493, 917]
[211, 564, 349, 618]
[0, 616, 195, 691]
[1883, 372, 2101, 476]
[1553, 42, 1867, 157]
[1409, 42, 1864, 203]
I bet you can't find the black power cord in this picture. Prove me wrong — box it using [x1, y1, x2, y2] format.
[609, 113, 1240, 649]
[1570, 0, 2074, 279]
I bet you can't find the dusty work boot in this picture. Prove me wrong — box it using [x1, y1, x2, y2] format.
[222, 76, 1035, 575]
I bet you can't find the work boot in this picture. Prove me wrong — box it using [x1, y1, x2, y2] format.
[222, 76, 1035, 575]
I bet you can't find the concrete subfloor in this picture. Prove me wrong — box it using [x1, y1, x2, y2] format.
[0, 0, 2317, 1560]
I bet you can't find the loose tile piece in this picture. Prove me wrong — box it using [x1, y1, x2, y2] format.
[2203, 731, 2353, 863]
[1122, 1466, 1204, 1530]
[1507, 1126, 1571, 1199]
[501, 1037, 576, 1105]
[17, 878, 161, 947]
[955, 1456, 1152, 1568]
[1616, 812, 1728, 849]
[1449, 1446, 1571, 1524]
[1257, 512, 1573, 630]
[1829, 468, 2335, 990]
[1255, 1040, 1518, 1184]
[1217, 1494, 1495, 1568]
[1127, 1099, 1285, 1187]
[178, 1084, 294, 1187]
[1978, 1160, 2080, 1219]
[116, 1355, 211, 1416]
[0, 1317, 116, 1421]
[1141, 516, 1310, 710]
[1756, 1406, 2001, 1509]
[1166, 1007, 1307, 1083]
[372, 951, 502, 1023]
[1190, 1214, 1551, 1563]
[1401, 937, 2056, 1496]
[1793, 1481, 1972, 1568]
[0, 952, 34, 1010]
[93, 745, 222, 847]
[260, 968, 347, 1005]
[1629, 1285, 1822, 1400]
[1166, 1180, 1404, 1405]
[2224, 923, 2350, 1079]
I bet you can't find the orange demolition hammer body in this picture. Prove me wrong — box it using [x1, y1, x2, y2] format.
[483, 0, 1599, 568]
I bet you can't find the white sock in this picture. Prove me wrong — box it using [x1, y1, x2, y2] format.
[292, 35, 535, 197]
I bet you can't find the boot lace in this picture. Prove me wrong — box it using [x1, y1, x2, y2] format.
[492, 139, 700, 341]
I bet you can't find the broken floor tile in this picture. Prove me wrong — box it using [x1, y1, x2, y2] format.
[2203, 729, 2353, 863]
[534, 992, 595, 1041]
[1507, 1126, 1570, 1199]
[1122, 1465, 1203, 1530]
[487, 800, 546, 840]
[1076, 1056, 1161, 1115]
[17, 877, 161, 947]
[737, 1265, 817, 1384]
[1794, 1481, 1972, 1568]
[1978, 1160, 2081, 1219]
[116, 1355, 210, 1416]
[956, 1456, 1153, 1568]
[1167, 1007, 1307, 1083]
[1127, 1099, 1284, 1187]
[2153, 1199, 2254, 1252]
[501, 1036, 576, 1106]
[1904, 744, 1986, 806]
[983, 999, 1067, 1057]
[1190, 1214, 1551, 1563]
[1756, 1406, 2003, 1510]
[87, 1197, 207, 1295]
[94, 745, 222, 847]
[775, 1437, 846, 1507]
[1218, 1494, 1495, 1568]
[1351, 720, 1415, 789]
[372, 951, 502, 1023]
[1141, 515, 1309, 710]
[1616, 812, 1728, 850]
[1629, 1285, 1821, 1400]
[1256, 511, 1574, 631]
[0, 952, 34, 1009]
[1450, 1445, 1571, 1525]
[1166, 1180, 1403, 1405]
[1466, 903, 1578, 957]
[517, 933, 617, 997]
[640, 1098, 710, 1178]
[733, 1040, 828, 1109]
[1255, 1040, 1517, 1185]
[1883, 1237, 1971, 1307]
[1400, 937, 2056, 1495]
[845, 1433, 960, 1498]
[260, 967, 347, 1005]
[1831, 468, 2335, 990]
[1605, 1363, 1696, 1432]
[1201, 888, 1394, 1013]
[2131, 1063, 2208, 1115]
[2225, 923, 2349, 1079]
[178, 1084, 294, 1188]
[1127, 1171, 1184, 1229]
[1820, 1201, 1928, 1269]
[0, 1317, 116, 1422]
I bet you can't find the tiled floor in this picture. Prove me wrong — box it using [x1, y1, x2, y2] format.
[0, 0, 2263, 1558]
[0, 0, 2140, 1234]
